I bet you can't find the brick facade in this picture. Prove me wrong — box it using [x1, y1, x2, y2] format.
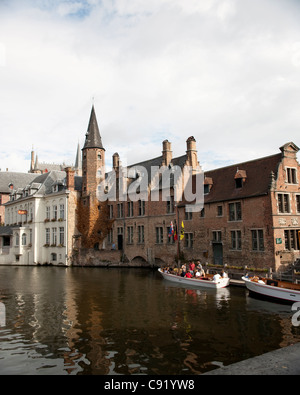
[2, 106, 299, 272]
[77, 106, 299, 271]
[73, 107, 300, 271]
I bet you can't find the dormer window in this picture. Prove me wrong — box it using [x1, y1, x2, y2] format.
[234, 169, 247, 189]
[235, 178, 243, 188]
[204, 177, 213, 194]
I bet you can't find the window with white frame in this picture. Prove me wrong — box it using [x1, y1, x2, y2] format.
[29, 206, 33, 221]
[52, 228, 57, 245]
[46, 206, 50, 220]
[59, 204, 65, 220]
[59, 227, 64, 245]
[22, 233, 26, 246]
[53, 205, 57, 220]
[45, 228, 50, 245]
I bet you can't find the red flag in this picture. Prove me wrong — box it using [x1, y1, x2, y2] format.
[174, 223, 178, 241]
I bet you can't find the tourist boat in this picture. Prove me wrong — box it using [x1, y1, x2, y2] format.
[158, 268, 230, 289]
[242, 276, 300, 303]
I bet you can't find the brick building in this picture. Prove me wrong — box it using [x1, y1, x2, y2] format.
[1, 106, 299, 271]
[77, 107, 300, 271]
[178, 142, 300, 271]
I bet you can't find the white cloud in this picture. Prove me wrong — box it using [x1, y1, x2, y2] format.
[0, 0, 300, 173]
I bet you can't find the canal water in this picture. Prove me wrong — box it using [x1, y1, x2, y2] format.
[0, 266, 299, 375]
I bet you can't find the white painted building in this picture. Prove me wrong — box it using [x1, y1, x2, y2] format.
[0, 169, 80, 266]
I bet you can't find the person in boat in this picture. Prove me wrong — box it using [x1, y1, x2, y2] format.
[195, 269, 205, 278]
[221, 270, 228, 278]
[181, 264, 187, 277]
[212, 273, 221, 282]
[185, 271, 193, 278]
[189, 261, 195, 275]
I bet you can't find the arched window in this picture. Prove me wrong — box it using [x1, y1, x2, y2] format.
[15, 233, 19, 246]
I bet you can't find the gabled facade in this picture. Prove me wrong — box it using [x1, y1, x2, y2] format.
[102, 137, 201, 266]
[178, 142, 300, 271]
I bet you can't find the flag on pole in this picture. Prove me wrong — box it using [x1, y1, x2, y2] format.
[174, 222, 178, 241]
[168, 222, 174, 237]
[180, 221, 184, 240]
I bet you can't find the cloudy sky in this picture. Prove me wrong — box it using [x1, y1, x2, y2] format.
[0, 0, 300, 173]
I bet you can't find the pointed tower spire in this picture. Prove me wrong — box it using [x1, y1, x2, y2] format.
[83, 105, 105, 150]
[75, 142, 82, 176]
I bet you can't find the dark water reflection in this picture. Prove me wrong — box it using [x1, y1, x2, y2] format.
[0, 266, 299, 375]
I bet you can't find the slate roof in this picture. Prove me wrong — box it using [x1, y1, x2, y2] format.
[0, 226, 13, 236]
[0, 172, 37, 194]
[3, 170, 82, 204]
[83, 105, 104, 150]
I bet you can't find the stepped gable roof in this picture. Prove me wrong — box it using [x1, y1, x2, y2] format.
[203, 152, 282, 204]
[83, 105, 104, 150]
[0, 172, 37, 194]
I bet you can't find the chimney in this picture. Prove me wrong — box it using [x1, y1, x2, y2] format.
[65, 167, 75, 191]
[162, 140, 172, 167]
[186, 136, 198, 170]
[112, 152, 120, 172]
